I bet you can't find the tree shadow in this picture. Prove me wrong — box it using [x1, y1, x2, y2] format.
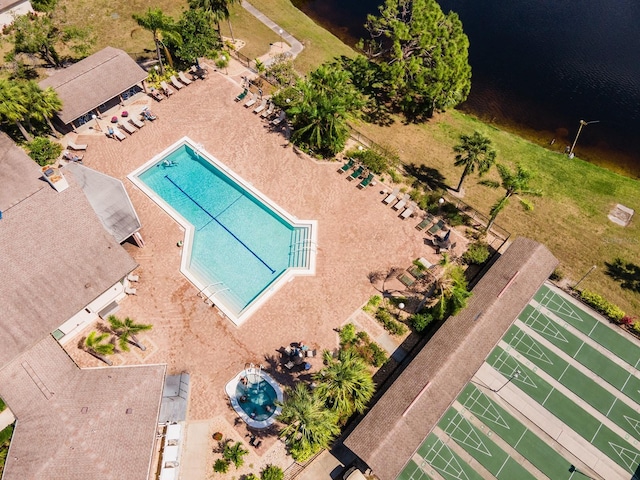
[404, 163, 447, 190]
[605, 258, 640, 293]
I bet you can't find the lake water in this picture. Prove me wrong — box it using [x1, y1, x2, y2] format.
[292, 0, 640, 177]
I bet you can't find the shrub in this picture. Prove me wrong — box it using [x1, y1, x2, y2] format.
[261, 465, 284, 480]
[27, 137, 62, 166]
[441, 203, 471, 227]
[369, 342, 388, 367]
[462, 242, 490, 265]
[212, 432, 223, 441]
[244, 474, 259, 480]
[549, 267, 564, 281]
[223, 441, 249, 468]
[633, 321, 640, 334]
[580, 290, 625, 322]
[0, 397, 5, 412]
[213, 459, 230, 473]
[339, 323, 357, 345]
[347, 147, 388, 174]
[387, 296, 407, 307]
[621, 315, 636, 326]
[375, 308, 407, 336]
[363, 295, 382, 314]
[410, 312, 435, 333]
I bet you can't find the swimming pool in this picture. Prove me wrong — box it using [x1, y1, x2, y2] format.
[225, 368, 283, 428]
[128, 138, 316, 324]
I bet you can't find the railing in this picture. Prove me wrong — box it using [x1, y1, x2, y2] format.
[282, 449, 324, 480]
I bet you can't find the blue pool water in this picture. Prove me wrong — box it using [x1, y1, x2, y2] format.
[137, 144, 306, 316]
[235, 380, 277, 422]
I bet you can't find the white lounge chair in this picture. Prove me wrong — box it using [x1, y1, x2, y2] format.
[68, 141, 87, 151]
[160, 81, 174, 96]
[109, 127, 126, 141]
[178, 71, 192, 85]
[271, 110, 286, 126]
[401, 202, 417, 219]
[393, 194, 410, 211]
[253, 98, 268, 114]
[261, 102, 275, 118]
[244, 93, 257, 108]
[383, 187, 400, 204]
[119, 122, 136, 134]
[170, 75, 184, 90]
[129, 117, 144, 129]
[125, 286, 137, 295]
[127, 273, 139, 282]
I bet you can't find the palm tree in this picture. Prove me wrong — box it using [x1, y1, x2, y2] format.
[431, 253, 471, 320]
[188, 0, 240, 41]
[313, 349, 375, 419]
[107, 315, 152, 351]
[19, 81, 61, 137]
[132, 9, 181, 74]
[453, 131, 496, 192]
[0, 79, 30, 141]
[480, 163, 542, 231]
[84, 331, 115, 365]
[222, 441, 248, 468]
[278, 383, 341, 461]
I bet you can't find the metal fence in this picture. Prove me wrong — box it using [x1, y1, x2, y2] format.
[348, 124, 511, 250]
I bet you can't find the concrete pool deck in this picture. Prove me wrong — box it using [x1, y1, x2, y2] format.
[62, 65, 455, 476]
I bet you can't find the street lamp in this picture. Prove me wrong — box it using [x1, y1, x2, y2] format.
[574, 265, 597, 290]
[493, 368, 521, 393]
[91, 114, 101, 132]
[569, 119, 600, 156]
[278, 28, 284, 48]
[569, 465, 595, 479]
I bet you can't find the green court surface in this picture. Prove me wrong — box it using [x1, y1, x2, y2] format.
[396, 284, 640, 480]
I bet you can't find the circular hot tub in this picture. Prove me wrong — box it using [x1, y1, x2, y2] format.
[225, 367, 283, 428]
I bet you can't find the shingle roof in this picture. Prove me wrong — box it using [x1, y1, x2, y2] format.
[0, 143, 137, 368]
[0, 336, 165, 480]
[39, 47, 148, 125]
[0, 133, 44, 211]
[343, 237, 558, 480]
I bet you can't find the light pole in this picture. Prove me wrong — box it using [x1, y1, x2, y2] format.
[493, 368, 521, 393]
[574, 265, 597, 290]
[569, 119, 599, 156]
[91, 114, 101, 132]
[278, 28, 284, 49]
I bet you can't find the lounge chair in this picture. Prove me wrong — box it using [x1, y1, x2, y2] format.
[261, 102, 275, 118]
[408, 257, 433, 279]
[62, 150, 83, 162]
[383, 187, 400, 204]
[170, 75, 184, 90]
[244, 93, 257, 108]
[271, 110, 286, 126]
[415, 213, 435, 231]
[400, 202, 417, 219]
[127, 273, 139, 282]
[348, 165, 364, 181]
[427, 219, 446, 235]
[68, 141, 87, 151]
[129, 117, 144, 129]
[253, 98, 268, 114]
[358, 172, 375, 189]
[338, 157, 355, 174]
[178, 71, 192, 85]
[125, 286, 137, 295]
[148, 88, 163, 102]
[398, 272, 415, 288]
[393, 193, 410, 211]
[141, 107, 157, 121]
[109, 127, 126, 141]
[119, 122, 136, 134]
[235, 88, 248, 101]
[160, 81, 174, 96]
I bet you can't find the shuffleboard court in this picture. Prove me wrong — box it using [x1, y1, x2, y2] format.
[417, 434, 485, 480]
[396, 460, 432, 480]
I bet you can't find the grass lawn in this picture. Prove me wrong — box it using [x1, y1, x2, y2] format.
[353, 111, 640, 316]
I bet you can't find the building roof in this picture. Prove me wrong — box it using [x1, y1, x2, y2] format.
[0, 336, 166, 480]
[343, 237, 558, 480]
[65, 162, 141, 243]
[0, 133, 44, 211]
[0, 145, 137, 368]
[39, 47, 148, 125]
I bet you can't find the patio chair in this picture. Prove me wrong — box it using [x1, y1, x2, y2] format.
[338, 157, 355, 173]
[358, 172, 375, 189]
[125, 286, 137, 295]
[129, 117, 144, 129]
[261, 102, 275, 118]
[178, 71, 193, 85]
[62, 150, 83, 162]
[383, 187, 400, 204]
[68, 141, 87, 151]
[400, 202, 417, 219]
[427, 219, 446, 236]
[244, 92, 257, 108]
[111, 127, 126, 141]
[127, 273, 139, 282]
[160, 81, 174, 96]
[284, 361, 294, 370]
[271, 110, 286, 126]
[397, 271, 415, 288]
[170, 75, 184, 90]
[253, 98, 268, 114]
[393, 193, 410, 211]
[348, 165, 364, 181]
[415, 213, 435, 231]
[119, 122, 136, 135]
[235, 88, 248, 101]
[148, 88, 163, 102]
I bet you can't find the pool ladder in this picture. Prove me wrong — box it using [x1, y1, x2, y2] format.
[244, 363, 264, 384]
[197, 282, 230, 306]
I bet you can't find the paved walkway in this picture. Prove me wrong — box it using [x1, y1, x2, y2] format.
[242, 1, 304, 66]
[0, 408, 14, 431]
